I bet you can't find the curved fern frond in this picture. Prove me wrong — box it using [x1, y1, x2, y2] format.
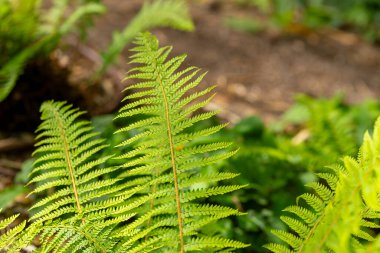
[265, 117, 380, 252]
[114, 32, 248, 252]
[25, 101, 138, 251]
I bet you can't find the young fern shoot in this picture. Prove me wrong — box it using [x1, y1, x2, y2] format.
[113, 32, 248, 252]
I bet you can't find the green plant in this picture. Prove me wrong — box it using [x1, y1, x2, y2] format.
[0, 32, 247, 252]
[265, 117, 380, 252]
[196, 97, 380, 253]
[0, 0, 193, 102]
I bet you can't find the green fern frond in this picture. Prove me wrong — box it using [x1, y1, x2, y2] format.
[264, 243, 293, 253]
[0, 214, 26, 250]
[24, 101, 138, 251]
[29, 101, 123, 224]
[113, 32, 246, 252]
[184, 236, 249, 251]
[265, 117, 380, 253]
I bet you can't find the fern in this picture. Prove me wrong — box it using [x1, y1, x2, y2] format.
[2, 28, 380, 252]
[24, 101, 130, 252]
[110, 32, 248, 252]
[0, 211, 26, 251]
[0, 33, 247, 252]
[265, 117, 380, 253]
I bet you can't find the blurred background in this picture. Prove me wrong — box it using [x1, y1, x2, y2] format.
[0, 0, 379, 252]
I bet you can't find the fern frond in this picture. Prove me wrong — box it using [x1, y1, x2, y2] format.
[0, 215, 26, 250]
[29, 101, 124, 224]
[264, 243, 293, 253]
[0, 209, 40, 252]
[38, 217, 119, 253]
[25, 101, 132, 251]
[266, 117, 380, 252]
[114, 32, 246, 252]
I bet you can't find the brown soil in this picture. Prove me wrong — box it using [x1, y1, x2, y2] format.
[82, 0, 380, 123]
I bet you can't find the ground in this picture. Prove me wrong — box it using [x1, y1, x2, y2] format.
[84, 0, 380, 123]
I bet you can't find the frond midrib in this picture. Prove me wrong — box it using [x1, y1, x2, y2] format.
[155, 64, 185, 252]
[53, 109, 82, 215]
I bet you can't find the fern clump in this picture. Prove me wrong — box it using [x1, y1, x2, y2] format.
[265, 117, 380, 253]
[0, 33, 247, 252]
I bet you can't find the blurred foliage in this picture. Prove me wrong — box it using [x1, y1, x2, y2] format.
[273, 95, 380, 170]
[222, 95, 380, 252]
[0, 0, 105, 101]
[0, 0, 193, 101]
[0, 159, 33, 209]
[229, 0, 380, 42]
[224, 16, 264, 33]
[0, 185, 26, 209]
